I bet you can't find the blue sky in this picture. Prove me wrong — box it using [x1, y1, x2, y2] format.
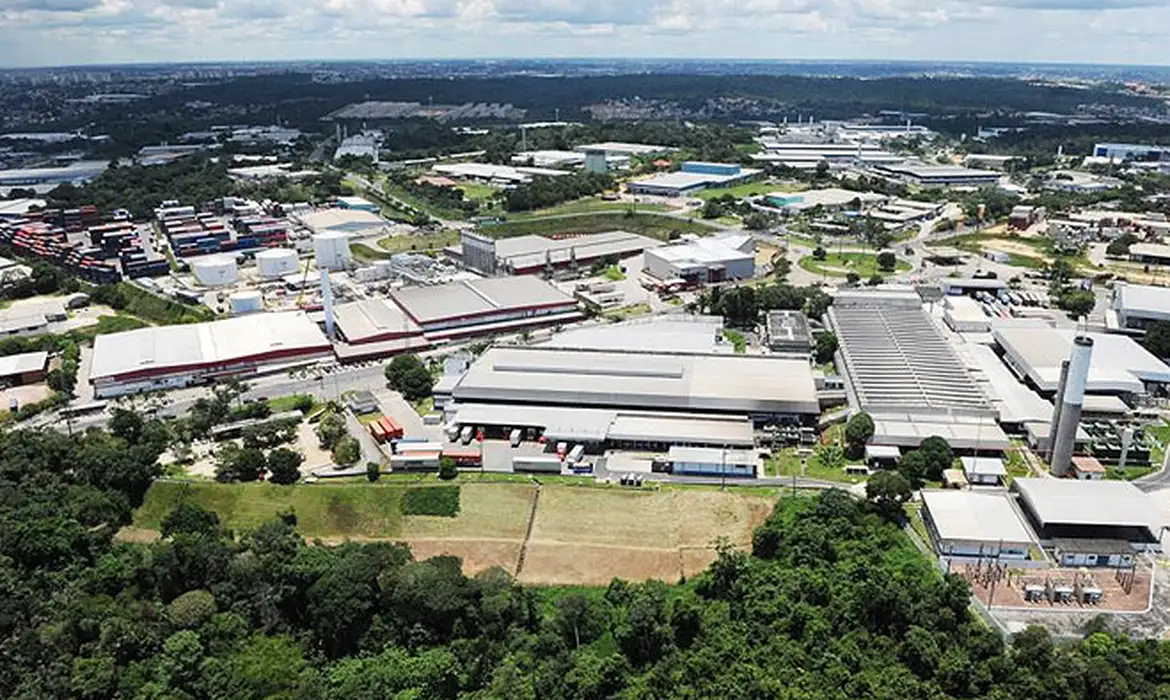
[1, 0, 1167, 68]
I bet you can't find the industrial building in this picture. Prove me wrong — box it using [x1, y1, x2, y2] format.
[510, 150, 585, 168]
[960, 456, 1006, 485]
[296, 208, 392, 238]
[1109, 283, 1170, 333]
[993, 327, 1170, 395]
[89, 312, 332, 397]
[450, 345, 819, 422]
[764, 310, 813, 354]
[455, 229, 661, 276]
[574, 142, 674, 157]
[0, 351, 48, 385]
[921, 490, 1034, 560]
[330, 298, 432, 361]
[389, 276, 581, 340]
[312, 232, 352, 270]
[1093, 143, 1170, 162]
[542, 314, 729, 355]
[626, 162, 762, 197]
[431, 162, 568, 185]
[943, 296, 990, 333]
[873, 162, 1000, 187]
[1127, 243, 1170, 267]
[751, 142, 902, 169]
[667, 446, 757, 477]
[828, 289, 1009, 450]
[763, 187, 886, 212]
[643, 233, 755, 284]
[1013, 478, 1162, 549]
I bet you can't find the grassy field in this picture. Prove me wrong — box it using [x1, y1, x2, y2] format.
[770, 448, 865, 484]
[798, 252, 911, 278]
[456, 183, 499, 202]
[384, 183, 467, 221]
[603, 303, 652, 321]
[134, 482, 405, 538]
[696, 181, 783, 201]
[507, 199, 667, 220]
[723, 329, 746, 354]
[482, 211, 716, 241]
[377, 228, 461, 254]
[132, 480, 776, 584]
[351, 243, 393, 262]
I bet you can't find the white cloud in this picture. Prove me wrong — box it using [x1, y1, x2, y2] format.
[0, 0, 1169, 65]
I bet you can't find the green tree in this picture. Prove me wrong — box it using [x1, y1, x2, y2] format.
[899, 449, 930, 488]
[384, 354, 435, 402]
[215, 445, 267, 483]
[803, 288, 832, 320]
[333, 436, 361, 466]
[814, 331, 838, 365]
[161, 502, 220, 538]
[366, 461, 381, 482]
[266, 448, 304, 485]
[555, 592, 608, 649]
[438, 456, 458, 481]
[844, 412, 875, 454]
[1106, 233, 1138, 257]
[812, 246, 827, 260]
[167, 590, 217, 629]
[867, 274, 884, 286]
[877, 251, 897, 271]
[866, 470, 913, 521]
[1057, 288, 1096, 319]
[315, 412, 347, 450]
[1144, 321, 1170, 359]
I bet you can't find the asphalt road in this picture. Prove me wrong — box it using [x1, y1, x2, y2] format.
[1136, 446, 1170, 493]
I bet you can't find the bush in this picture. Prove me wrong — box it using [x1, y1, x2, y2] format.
[266, 448, 304, 485]
[384, 354, 435, 402]
[438, 456, 458, 481]
[366, 462, 381, 482]
[402, 486, 461, 517]
[333, 436, 361, 466]
[877, 251, 897, 272]
[167, 590, 217, 629]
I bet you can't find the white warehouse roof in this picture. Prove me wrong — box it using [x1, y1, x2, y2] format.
[1013, 478, 1162, 531]
[994, 327, 1170, 394]
[0, 350, 48, 378]
[922, 491, 1034, 544]
[452, 346, 820, 416]
[90, 312, 329, 381]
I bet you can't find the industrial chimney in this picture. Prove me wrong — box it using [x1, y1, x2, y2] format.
[1051, 336, 1094, 477]
[320, 267, 336, 341]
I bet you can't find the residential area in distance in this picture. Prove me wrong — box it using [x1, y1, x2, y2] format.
[8, 57, 1170, 697]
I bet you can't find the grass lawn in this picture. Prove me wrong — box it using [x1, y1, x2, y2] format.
[507, 199, 667, 220]
[482, 211, 715, 241]
[456, 182, 499, 202]
[413, 396, 435, 416]
[600, 264, 626, 282]
[266, 394, 317, 414]
[377, 229, 461, 254]
[696, 180, 789, 201]
[134, 481, 405, 538]
[771, 446, 865, 484]
[384, 183, 467, 220]
[603, 303, 652, 321]
[351, 243, 393, 262]
[798, 252, 911, 279]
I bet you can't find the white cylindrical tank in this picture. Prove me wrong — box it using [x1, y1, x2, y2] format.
[312, 232, 352, 270]
[255, 248, 299, 279]
[229, 290, 264, 315]
[191, 255, 238, 286]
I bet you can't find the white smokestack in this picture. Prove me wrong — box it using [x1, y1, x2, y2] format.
[1051, 336, 1093, 477]
[320, 267, 335, 341]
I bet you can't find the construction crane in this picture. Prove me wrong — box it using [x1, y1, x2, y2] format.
[294, 254, 315, 308]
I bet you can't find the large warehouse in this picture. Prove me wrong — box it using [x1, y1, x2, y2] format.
[450, 345, 819, 422]
[921, 491, 1034, 560]
[456, 229, 661, 276]
[389, 276, 582, 340]
[828, 289, 1009, 450]
[994, 327, 1170, 395]
[627, 162, 762, 198]
[643, 233, 756, 284]
[90, 312, 331, 397]
[1013, 478, 1163, 549]
[1109, 283, 1170, 333]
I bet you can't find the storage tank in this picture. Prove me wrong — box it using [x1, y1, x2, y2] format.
[312, 231, 352, 270]
[228, 290, 263, 315]
[255, 248, 299, 279]
[191, 255, 238, 286]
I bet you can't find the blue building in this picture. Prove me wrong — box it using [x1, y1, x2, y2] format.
[1093, 143, 1170, 162]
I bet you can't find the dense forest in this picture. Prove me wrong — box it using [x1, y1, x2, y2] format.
[4, 417, 1170, 698]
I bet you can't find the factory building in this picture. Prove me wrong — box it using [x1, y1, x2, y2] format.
[431, 162, 568, 185]
[450, 345, 819, 423]
[764, 310, 813, 354]
[574, 142, 674, 158]
[1093, 143, 1170, 162]
[1013, 478, 1163, 550]
[993, 327, 1170, 396]
[1109, 283, 1170, 333]
[763, 187, 887, 213]
[873, 162, 1000, 187]
[455, 229, 661, 276]
[643, 233, 756, 284]
[667, 446, 757, 478]
[750, 142, 902, 170]
[626, 162, 762, 198]
[389, 276, 581, 340]
[89, 312, 332, 397]
[828, 289, 1010, 451]
[1128, 243, 1170, 267]
[0, 351, 49, 385]
[296, 208, 392, 239]
[921, 491, 1034, 560]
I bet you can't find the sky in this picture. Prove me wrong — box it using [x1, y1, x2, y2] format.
[1, 0, 1168, 68]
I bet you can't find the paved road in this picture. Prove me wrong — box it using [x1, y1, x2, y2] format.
[1137, 445, 1170, 493]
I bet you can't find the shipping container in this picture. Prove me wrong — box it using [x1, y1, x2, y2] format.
[379, 416, 404, 440]
[390, 452, 441, 471]
[568, 444, 585, 464]
[443, 450, 482, 467]
[460, 426, 473, 445]
[513, 455, 564, 473]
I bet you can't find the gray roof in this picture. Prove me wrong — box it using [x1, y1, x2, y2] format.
[1014, 478, 1162, 531]
[1115, 283, 1170, 320]
[766, 310, 812, 348]
[961, 456, 1007, 476]
[830, 300, 992, 417]
[542, 315, 726, 354]
[452, 346, 819, 415]
[922, 490, 1034, 544]
[332, 299, 421, 342]
[0, 350, 47, 377]
[492, 230, 662, 270]
[391, 276, 574, 324]
[607, 413, 754, 447]
[993, 327, 1170, 393]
